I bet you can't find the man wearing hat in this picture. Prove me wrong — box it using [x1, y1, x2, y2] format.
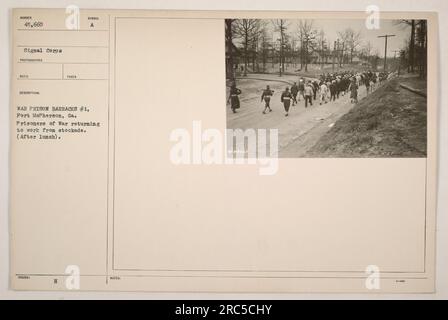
[261, 85, 274, 114]
[281, 87, 293, 117]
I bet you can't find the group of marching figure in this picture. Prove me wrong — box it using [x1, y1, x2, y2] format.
[228, 71, 390, 117]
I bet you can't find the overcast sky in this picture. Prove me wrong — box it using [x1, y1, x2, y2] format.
[267, 19, 411, 57]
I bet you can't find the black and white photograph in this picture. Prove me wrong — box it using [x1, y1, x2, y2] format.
[225, 18, 428, 158]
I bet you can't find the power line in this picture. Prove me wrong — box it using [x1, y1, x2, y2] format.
[378, 34, 396, 71]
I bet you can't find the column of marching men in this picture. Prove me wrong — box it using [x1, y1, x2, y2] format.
[229, 71, 390, 117]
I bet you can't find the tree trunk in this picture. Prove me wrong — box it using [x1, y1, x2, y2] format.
[424, 21, 428, 78]
[244, 35, 248, 76]
[305, 41, 309, 72]
[225, 20, 234, 80]
[410, 20, 415, 73]
[419, 20, 427, 79]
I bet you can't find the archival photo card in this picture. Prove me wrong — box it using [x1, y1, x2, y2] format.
[225, 18, 428, 158]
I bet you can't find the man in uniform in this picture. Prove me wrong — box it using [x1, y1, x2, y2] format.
[312, 80, 319, 101]
[228, 83, 242, 113]
[261, 85, 274, 114]
[298, 78, 305, 102]
[291, 82, 299, 106]
[329, 80, 337, 102]
[319, 81, 329, 105]
[281, 87, 292, 117]
[349, 77, 359, 103]
[304, 81, 314, 108]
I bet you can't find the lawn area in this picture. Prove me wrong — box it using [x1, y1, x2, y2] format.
[234, 63, 373, 80]
[306, 77, 427, 158]
[399, 75, 427, 93]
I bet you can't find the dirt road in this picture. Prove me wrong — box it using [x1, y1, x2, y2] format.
[227, 75, 368, 157]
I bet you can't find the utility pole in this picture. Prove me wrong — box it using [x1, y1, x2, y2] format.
[378, 34, 395, 72]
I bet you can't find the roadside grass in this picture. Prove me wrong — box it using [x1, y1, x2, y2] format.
[306, 77, 427, 157]
[399, 76, 427, 93]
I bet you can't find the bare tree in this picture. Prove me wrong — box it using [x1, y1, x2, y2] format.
[317, 29, 327, 69]
[348, 29, 362, 63]
[361, 41, 373, 66]
[233, 19, 261, 76]
[416, 20, 427, 78]
[251, 20, 268, 73]
[395, 19, 427, 76]
[258, 25, 272, 73]
[371, 49, 380, 70]
[338, 28, 362, 64]
[395, 20, 416, 72]
[409, 20, 416, 73]
[336, 31, 348, 66]
[272, 19, 289, 76]
[225, 19, 235, 80]
[297, 20, 315, 72]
